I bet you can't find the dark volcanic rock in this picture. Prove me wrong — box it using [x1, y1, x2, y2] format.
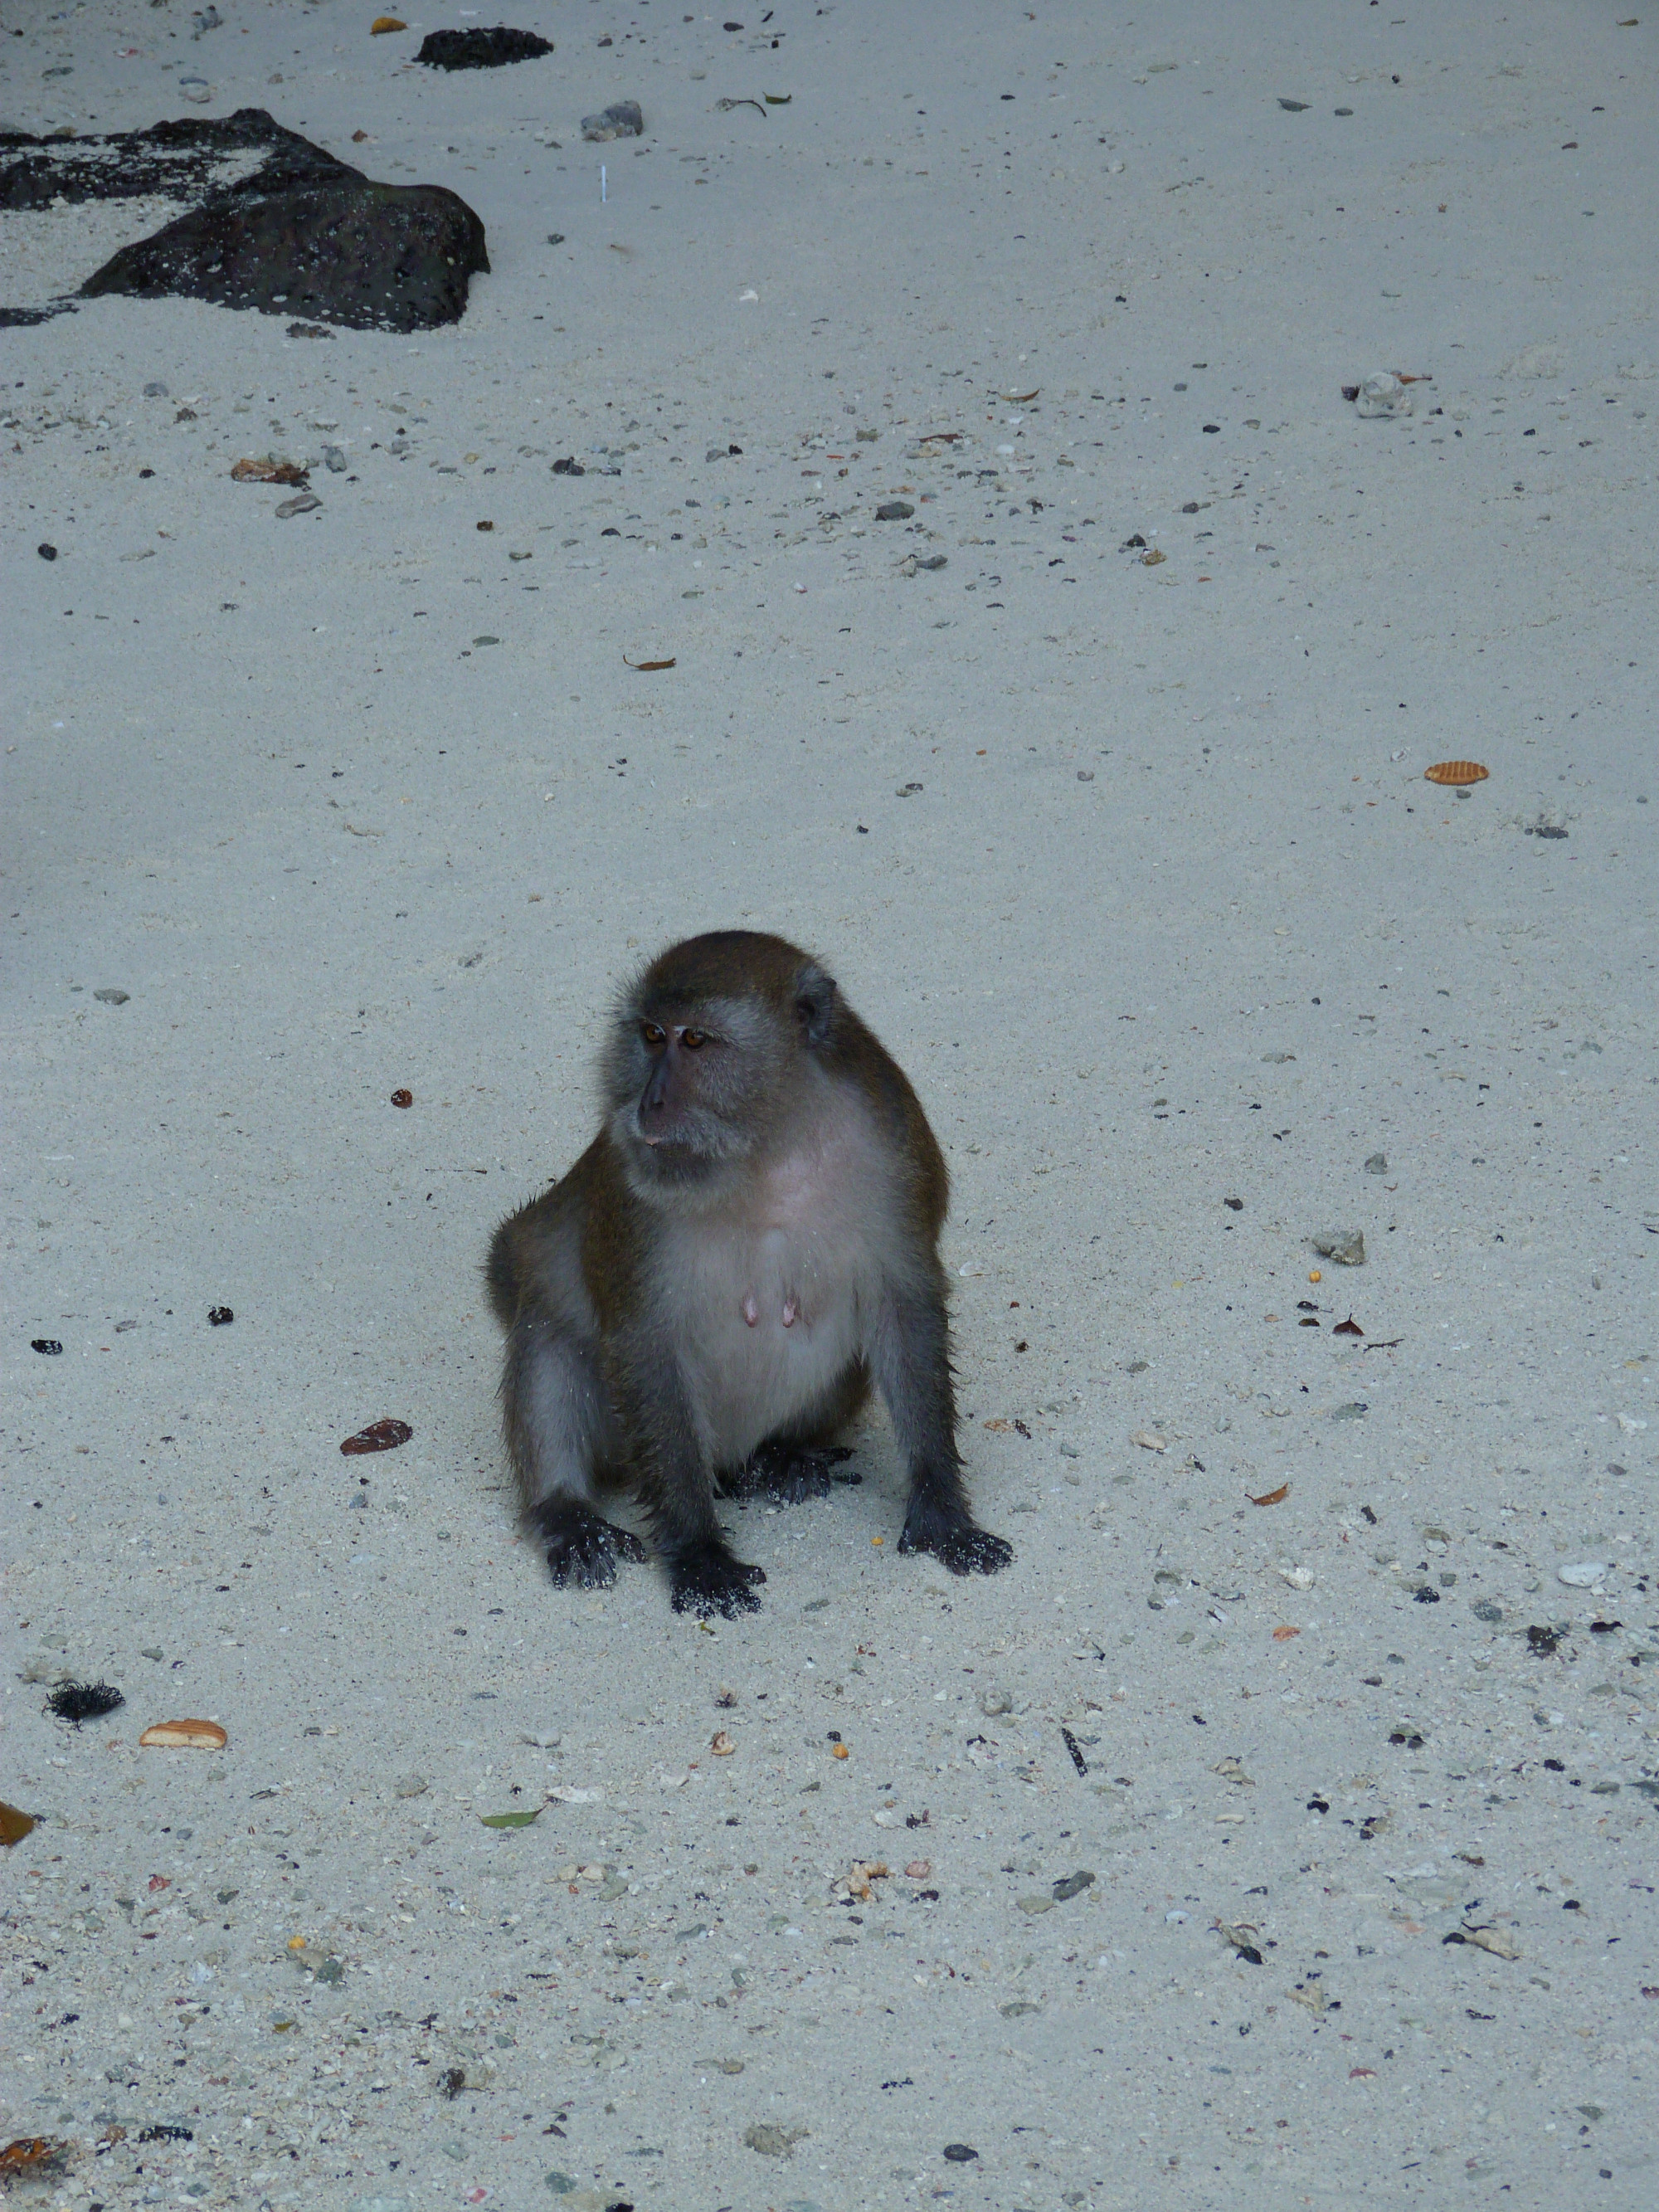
[83, 176, 488, 333]
[0, 110, 488, 334]
[416, 27, 553, 69]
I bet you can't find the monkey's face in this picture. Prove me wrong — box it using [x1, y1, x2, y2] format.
[605, 993, 794, 1191]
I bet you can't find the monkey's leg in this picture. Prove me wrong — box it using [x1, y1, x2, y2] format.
[615, 1347, 766, 1617]
[873, 1285, 1014, 1576]
[502, 1318, 645, 1590]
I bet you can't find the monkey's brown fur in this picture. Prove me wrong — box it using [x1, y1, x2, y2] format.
[485, 930, 1011, 1615]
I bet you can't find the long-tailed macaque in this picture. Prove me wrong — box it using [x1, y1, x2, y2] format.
[486, 931, 1010, 1615]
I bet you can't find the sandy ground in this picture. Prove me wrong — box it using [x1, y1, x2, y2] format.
[3, 2, 1657, 2208]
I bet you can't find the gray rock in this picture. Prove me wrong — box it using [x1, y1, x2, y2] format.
[275, 491, 321, 518]
[582, 100, 645, 143]
[1261, 1050, 1295, 1063]
[393, 1774, 429, 1799]
[979, 1687, 1014, 1717]
[744, 2122, 808, 2158]
[143, 379, 169, 397]
[875, 499, 914, 520]
[1364, 1152, 1389, 1173]
[1312, 1227, 1365, 1266]
[93, 987, 130, 1004]
[322, 445, 347, 472]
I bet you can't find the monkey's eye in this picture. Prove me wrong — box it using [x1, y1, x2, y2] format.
[680, 1028, 708, 1051]
[641, 1022, 667, 1049]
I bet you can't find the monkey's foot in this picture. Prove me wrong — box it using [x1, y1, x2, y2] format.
[729, 1441, 858, 1507]
[669, 1543, 766, 1619]
[530, 1500, 647, 1590]
[898, 1509, 1014, 1577]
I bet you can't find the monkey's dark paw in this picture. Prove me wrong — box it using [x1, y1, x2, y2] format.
[669, 1547, 767, 1619]
[898, 1513, 1014, 1577]
[532, 1502, 647, 1590]
[730, 1441, 856, 1507]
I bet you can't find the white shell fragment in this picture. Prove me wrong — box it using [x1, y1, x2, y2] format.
[1556, 1562, 1609, 1588]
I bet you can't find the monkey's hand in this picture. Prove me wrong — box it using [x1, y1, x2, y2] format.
[669, 1542, 766, 1619]
[729, 1441, 858, 1507]
[532, 1500, 648, 1590]
[898, 1509, 1014, 1577]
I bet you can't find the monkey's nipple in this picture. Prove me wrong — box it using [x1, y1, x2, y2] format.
[781, 1297, 800, 1329]
[742, 1294, 761, 1329]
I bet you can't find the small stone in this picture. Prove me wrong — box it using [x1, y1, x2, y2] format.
[1017, 1894, 1054, 1915]
[1353, 371, 1413, 420]
[37, 543, 57, 561]
[1472, 1601, 1503, 1623]
[1557, 1562, 1609, 1588]
[582, 100, 645, 142]
[1364, 1152, 1389, 1173]
[286, 320, 335, 339]
[743, 2122, 807, 2158]
[1051, 1869, 1095, 1902]
[393, 1775, 429, 1798]
[875, 499, 915, 520]
[1312, 1228, 1366, 1266]
[275, 492, 322, 519]
[322, 445, 347, 472]
[1278, 97, 1309, 110]
[942, 2144, 980, 2163]
[1331, 1401, 1370, 1421]
[207, 1305, 234, 1326]
[93, 987, 129, 1004]
[979, 1688, 1014, 1717]
[1261, 1050, 1295, 1063]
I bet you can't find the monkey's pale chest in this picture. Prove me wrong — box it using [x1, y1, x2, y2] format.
[664, 1160, 878, 1464]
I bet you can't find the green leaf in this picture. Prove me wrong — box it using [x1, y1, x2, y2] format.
[480, 1806, 542, 1830]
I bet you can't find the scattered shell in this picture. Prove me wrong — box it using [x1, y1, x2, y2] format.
[0, 1800, 39, 1847]
[231, 454, 308, 486]
[1423, 759, 1489, 787]
[139, 1718, 228, 1751]
[710, 1730, 735, 1756]
[1130, 1430, 1169, 1454]
[905, 1859, 932, 1879]
[1557, 1562, 1610, 1588]
[1277, 1565, 1316, 1591]
[340, 1418, 413, 1454]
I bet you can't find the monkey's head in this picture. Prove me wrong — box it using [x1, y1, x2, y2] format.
[604, 931, 838, 1194]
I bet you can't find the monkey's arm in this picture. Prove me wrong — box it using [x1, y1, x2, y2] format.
[871, 1271, 1013, 1576]
[607, 1333, 767, 1617]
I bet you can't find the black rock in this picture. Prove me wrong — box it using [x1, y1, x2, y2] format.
[875, 499, 915, 521]
[37, 543, 56, 560]
[416, 27, 553, 70]
[1, 111, 487, 334]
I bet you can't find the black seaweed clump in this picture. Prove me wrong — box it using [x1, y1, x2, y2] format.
[46, 1681, 125, 1726]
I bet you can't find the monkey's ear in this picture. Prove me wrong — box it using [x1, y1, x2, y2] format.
[795, 963, 838, 1048]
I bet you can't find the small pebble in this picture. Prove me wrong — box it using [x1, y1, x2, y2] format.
[1364, 1152, 1389, 1173]
[38, 543, 57, 561]
[582, 99, 645, 142]
[93, 987, 129, 1004]
[875, 500, 915, 520]
[1312, 1227, 1366, 1266]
